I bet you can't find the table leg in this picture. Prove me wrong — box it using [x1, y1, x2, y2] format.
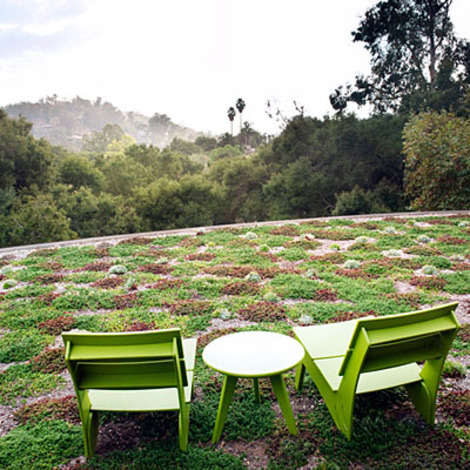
[270, 374, 298, 435]
[253, 378, 261, 403]
[295, 362, 306, 391]
[212, 375, 237, 443]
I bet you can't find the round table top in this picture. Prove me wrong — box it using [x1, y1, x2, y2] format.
[202, 331, 305, 377]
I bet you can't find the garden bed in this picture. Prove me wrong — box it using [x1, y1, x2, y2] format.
[0, 213, 469, 469]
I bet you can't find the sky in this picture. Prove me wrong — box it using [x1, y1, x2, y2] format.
[1, 0, 470, 136]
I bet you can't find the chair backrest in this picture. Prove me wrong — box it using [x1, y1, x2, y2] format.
[339, 302, 459, 376]
[63, 328, 188, 390]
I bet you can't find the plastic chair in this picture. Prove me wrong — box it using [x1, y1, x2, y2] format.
[294, 302, 459, 439]
[63, 328, 197, 457]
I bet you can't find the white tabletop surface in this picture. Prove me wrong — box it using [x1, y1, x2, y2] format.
[202, 331, 305, 377]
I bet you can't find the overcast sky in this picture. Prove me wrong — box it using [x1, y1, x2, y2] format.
[1, 0, 470, 135]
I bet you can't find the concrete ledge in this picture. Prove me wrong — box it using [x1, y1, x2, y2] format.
[1, 210, 469, 256]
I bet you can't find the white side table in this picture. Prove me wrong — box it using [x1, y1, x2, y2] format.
[203, 331, 304, 443]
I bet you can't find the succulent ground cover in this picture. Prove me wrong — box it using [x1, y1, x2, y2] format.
[0, 213, 469, 469]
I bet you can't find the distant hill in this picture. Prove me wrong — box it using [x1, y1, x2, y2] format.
[4, 95, 202, 151]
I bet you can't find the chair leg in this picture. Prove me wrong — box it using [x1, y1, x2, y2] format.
[82, 410, 99, 458]
[295, 362, 306, 391]
[178, 404, 190, 451]
[405, 381, 434, 424]
[212, 375, 237, 443]
[270, 374, 298, 435]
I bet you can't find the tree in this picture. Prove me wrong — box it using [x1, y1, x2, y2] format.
[403, 110, 470, 209]
[195, 135, 218, 152]
[0, 110, 54, 192]
[54, 186, 142, 238]
[82, 124, 125, 153]
[3, 194, 76, 247]
[57, 154, 104, 192]
[330, 0, 470, 114]
[227, 107, 236, 135]
[236, 98, 246, 137]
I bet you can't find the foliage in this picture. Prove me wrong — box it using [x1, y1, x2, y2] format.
[2, 193, 76, 247]
[0, 363, 63, 405]
[0, 329, 53, 362]
[330, 0, 470, 114]
[0, 420, 83, 470]
[403, 111, 470, 210]
[14, 395, 80, 425]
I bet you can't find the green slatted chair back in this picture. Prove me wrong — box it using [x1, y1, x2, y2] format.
[63, 329, 188, 391]
[339, 303, 460, 376]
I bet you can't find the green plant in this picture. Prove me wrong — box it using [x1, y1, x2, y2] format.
[343, 259, 360, 269]
[109, 264, 128, 275]
[14, 395, 80, 425]
[0, 329, 53, 362]
[2, 279, 17, 289]
[442, 360, 466, 378]
[245, 271, 262, 282]
[263, 291, 281, 303]
[0, 363, 64, 405]
[422, 265, 439, 275]
[238, 302, 287, 322]
[417, 234, 432, 243]
[0, 420, 83, 470]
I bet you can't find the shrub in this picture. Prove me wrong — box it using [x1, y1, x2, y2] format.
[221, 281, 260, 295]
[90, 277, 125, 289]
[442, 360, 466, 378]
[14, 396, 80, 425]
[409, 276, 447, 290]
[147, 279, 184, 290]
[2, 279, 17, 289]
[31, 347, 66, 374]
[270, 225, 300, 236]
[243, 270, 262, 281]
[343, 259, 360, 269]
[81, 261, 112, 272]
[37, 315, 75, 335]
[238, 302, 287, 322]
[114, 292, 139, 309]
[137, 263, 173, 275]
[422, 265, 439, 275]
[416, 234, 432, 243]
[109, 264, 128, 275]
[168, 300, 212, 316]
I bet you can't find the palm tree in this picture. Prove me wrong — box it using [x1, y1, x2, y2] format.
[236, 98, 245, 135]
[227, 106, 236, 136]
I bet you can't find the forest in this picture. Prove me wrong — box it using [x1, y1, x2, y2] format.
[1, 0, 470, 248]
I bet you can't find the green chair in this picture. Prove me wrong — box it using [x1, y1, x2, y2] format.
[63, 328, 197, 457]
[294, 302, 459, 439]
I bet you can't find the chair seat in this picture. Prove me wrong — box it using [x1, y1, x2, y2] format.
[89, 371, 194, 411]
[314, 357, 422, 393]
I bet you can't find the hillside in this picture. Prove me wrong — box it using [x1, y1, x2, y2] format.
[3, 96, 202, 151]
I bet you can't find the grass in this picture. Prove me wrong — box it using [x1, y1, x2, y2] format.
[0, 213, 469, 469]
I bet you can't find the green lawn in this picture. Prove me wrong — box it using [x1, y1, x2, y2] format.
[0, 214, 469, 469]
